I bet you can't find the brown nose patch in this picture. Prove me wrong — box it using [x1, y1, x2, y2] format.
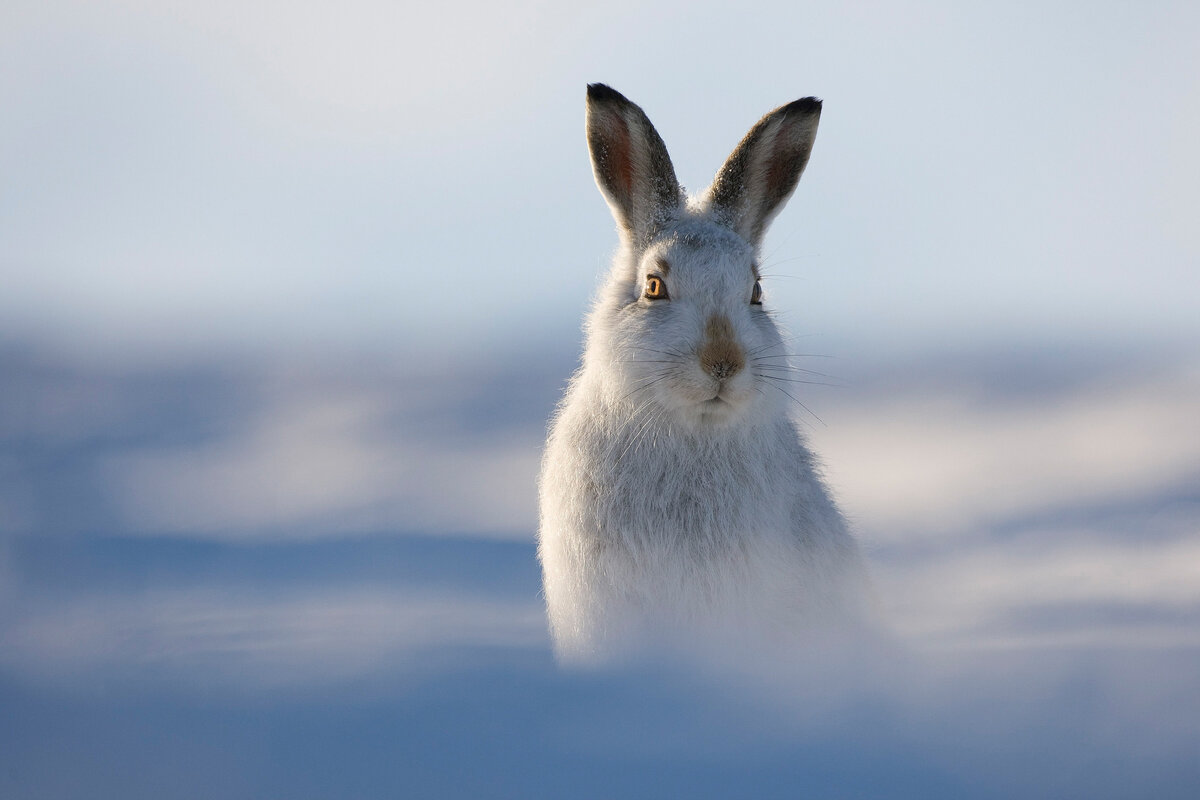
[698, 313, 745, 381]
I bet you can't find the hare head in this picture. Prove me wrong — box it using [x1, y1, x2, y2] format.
[582, 84, 822, 429]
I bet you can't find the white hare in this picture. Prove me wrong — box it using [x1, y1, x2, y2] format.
[538, 84, 871, 663]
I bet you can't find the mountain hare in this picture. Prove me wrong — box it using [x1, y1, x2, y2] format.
[538, 84, 871, 663]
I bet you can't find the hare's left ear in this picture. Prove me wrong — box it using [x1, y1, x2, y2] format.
[586, 84, 683, 249]
[704, 97, 822, 248]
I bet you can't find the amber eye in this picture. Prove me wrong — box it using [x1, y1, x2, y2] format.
[750, 280, 763, 305]
[644, 275, 668, 300]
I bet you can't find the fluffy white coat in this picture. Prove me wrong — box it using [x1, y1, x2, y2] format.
[538, 85, 870, 663]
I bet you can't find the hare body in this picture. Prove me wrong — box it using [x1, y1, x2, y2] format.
[538, 85, 869, 662]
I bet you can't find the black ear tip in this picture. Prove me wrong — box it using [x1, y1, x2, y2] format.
[787, 95, 816, 113]
[784, 96, 823, 116]
[587, 83, 628, 104]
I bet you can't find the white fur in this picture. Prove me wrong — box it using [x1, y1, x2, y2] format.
[538, 87, 870, 663]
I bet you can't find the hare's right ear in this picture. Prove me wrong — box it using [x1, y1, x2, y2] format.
[586, 84, 683, 249]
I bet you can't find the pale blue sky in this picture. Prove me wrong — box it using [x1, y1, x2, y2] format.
[2, 0, 1197, 359]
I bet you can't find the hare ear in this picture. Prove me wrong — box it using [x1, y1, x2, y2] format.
[704, 97, 822, 248]
[586, 84, 683, 249]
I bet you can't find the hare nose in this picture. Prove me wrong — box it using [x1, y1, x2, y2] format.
[698, 313, 745, 381]
[707, 359, 740, 381]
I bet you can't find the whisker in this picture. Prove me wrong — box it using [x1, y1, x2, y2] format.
[616, 370, 676, 404]
[744, 333, 827, 359]
[756, 374, 842, 388]
[753, 365, 844, 381]
[616, 399, 663, 463]
[759, 255, 813, 269]
[753, 353, 835, 360]
[762, 381, 826, 427]
[746, 340, 788, 358]
[634, 346, 689, 358]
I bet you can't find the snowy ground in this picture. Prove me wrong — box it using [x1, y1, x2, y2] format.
[2, 342, 1199, 798]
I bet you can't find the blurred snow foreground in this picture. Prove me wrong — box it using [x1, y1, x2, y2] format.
[1, 343, 1199, 797]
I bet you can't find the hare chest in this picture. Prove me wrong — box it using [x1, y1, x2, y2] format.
[538, 413, 854, 659]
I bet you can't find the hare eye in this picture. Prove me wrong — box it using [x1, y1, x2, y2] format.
[750, 280, 763, 305]
[644, 275, 668, 300]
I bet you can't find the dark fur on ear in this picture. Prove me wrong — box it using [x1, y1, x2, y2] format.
[705, 97, 822, 248]
[586, 84, 683, 249]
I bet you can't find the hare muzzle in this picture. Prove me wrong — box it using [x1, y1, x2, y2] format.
[698, 313, 745, 383]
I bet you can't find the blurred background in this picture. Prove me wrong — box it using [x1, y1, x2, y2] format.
[2, 0, 1199, 797]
